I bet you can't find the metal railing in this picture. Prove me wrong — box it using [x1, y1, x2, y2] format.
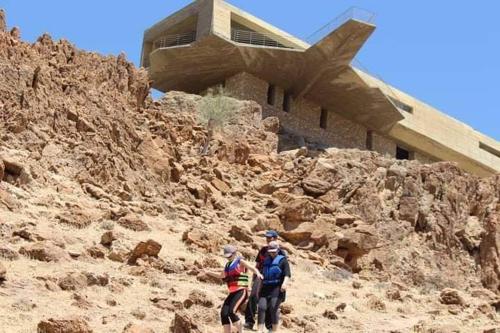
[153, 31, 196, 50]
[305, 7, 376, 45]
[231, 29, 289, 48]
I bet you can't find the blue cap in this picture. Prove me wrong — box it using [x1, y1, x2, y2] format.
[265, 230, 278, 238]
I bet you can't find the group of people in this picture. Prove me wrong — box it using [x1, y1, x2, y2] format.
[205, 230, 290, 333]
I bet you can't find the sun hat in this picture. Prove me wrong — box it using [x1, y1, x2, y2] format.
[267, 241, 280, 253]
[223, 245, 237, 258]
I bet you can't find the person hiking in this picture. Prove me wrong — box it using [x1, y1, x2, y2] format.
[204, 245, 263, 333]
[244, 230, 287, 330]
[257, 241, 290, 333]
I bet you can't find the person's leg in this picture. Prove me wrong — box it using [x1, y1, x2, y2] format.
[221, 293, 235, 333]
[245, 276, 261, 328]
[269, 295, 283, 332]
[257, 296, 268, 333]
[227, 289, 247, 333]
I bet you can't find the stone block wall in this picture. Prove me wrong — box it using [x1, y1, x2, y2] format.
[224, 71, 439, 164]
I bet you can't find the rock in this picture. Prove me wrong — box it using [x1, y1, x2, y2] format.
[335, 224, 378, 271]
[169, 311, 202, 333]
[170, 162, 184, 183]
[366, 295, 386, 312]
[398, 196, 419, 224]
[182, 228, 222, 253]
[313, 292, 326, 300]
[302, 178, 331, 197]
[19, 241, 69, 262]
[210, 178, 230, 194]
[118, 214, 150, 232]
[85, 272, 109, 287]
[0, 262, 6, 282]
[55, 211, 92, 229]
[87, 246, 105, 259]
[0, 9, 6, 32]
[58, 273, 88, 291]
[280, 303, 293, 315]
[278, 195, 322, 225]
[37, 317, 93, 333]
[335, 214, 356, 227]
[0, 246, 20, 260]
[439, 288, 465, 306]
[386, 288, 402, 301]
[455, 216, 485, 251]
[352, 281, 362, 289]
[123, 323, 155, 333]
[323, 310, 338, 320]
[183, 289, 214, 308]
[101, 231, 119, 247]
[229, 225, 253, 243]
[335, 303, 346, 312]
[128, 239, 162, 264]
[262, 116, 279, 133]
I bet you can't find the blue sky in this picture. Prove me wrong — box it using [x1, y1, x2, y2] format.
[1, 0, 498, 140]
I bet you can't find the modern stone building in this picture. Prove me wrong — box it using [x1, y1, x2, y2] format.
[141, 0, 500, 177]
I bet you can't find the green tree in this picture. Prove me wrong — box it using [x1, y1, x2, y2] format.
[196, 88, 238, 155]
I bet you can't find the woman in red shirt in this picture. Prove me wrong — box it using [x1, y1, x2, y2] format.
[205, 245, 263, 333]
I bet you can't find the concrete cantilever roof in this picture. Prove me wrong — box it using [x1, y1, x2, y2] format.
[142, 0, 404, 133]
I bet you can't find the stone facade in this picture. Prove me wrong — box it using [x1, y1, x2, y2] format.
[225, 71, 440, 163]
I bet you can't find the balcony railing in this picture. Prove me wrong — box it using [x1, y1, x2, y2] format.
[231, 29, 290, 49]
[153, 31, 196, 50]
[305, 7, 375, 45]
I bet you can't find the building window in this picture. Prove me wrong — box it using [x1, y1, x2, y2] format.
[267, 84, 276, 105]
[283, 92, 292, 112]
[388, 96, 413, 113]
[366, 130, 373, 150]
[479, 142, 500, 158]
[320, 108, 328, 129]
[396, 146, 414, 160]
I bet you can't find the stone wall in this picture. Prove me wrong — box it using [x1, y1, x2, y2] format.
[225, 71, 440, 165]
[373, 133, 396, 158]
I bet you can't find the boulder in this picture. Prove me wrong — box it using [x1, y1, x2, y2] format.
[100, 231, 119, 247]
[439, 288, 465, 306]
[128, 239, 162, 264]
[229, 225, 253, 243]
[262, 116, 280, 133]
[323, 310, 338, 320]
[123, 323, 155, 333]
[335, 214, 356, 227]
[302, 178, 331, 197]
[19, 241, 69, 262]
[182, 228, 222, 253]
[398, 196, 419, 224]
[277, 195, 322, 226]
[455, 216, 485, 251]
[58, 273, 88, 291]
[0, 246, 19, 260]
[169, 311, 202, 333]
[37, 317, 93, 333]
[183, 289, 214, 309]
[210, 178, 230, 194]
[118, 214, 150, 232]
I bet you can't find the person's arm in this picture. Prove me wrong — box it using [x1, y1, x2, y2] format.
[203, 269, 225, 280]
[241, 259, 264, 280]
[280, 259, 291, 292]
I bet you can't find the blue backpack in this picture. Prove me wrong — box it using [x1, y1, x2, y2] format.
[262, 255, 285, 286]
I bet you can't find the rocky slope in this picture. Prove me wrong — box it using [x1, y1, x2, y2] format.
[0, 10, 499, 333]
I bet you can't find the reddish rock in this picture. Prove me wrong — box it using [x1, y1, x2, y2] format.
[100, 231, 119, 247]
[302, 178, 331, 197]
[19, 242, 69, 262]
[439, 288, 465, 306]
[128, 239, 162, 264]
[37, 317, 93, 333]
[169, 311, 202, 333]
[210, 178, 231, 194]
[118, 214, 150, 232]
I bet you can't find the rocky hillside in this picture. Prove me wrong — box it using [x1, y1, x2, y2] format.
[0, 10, 499, 333]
